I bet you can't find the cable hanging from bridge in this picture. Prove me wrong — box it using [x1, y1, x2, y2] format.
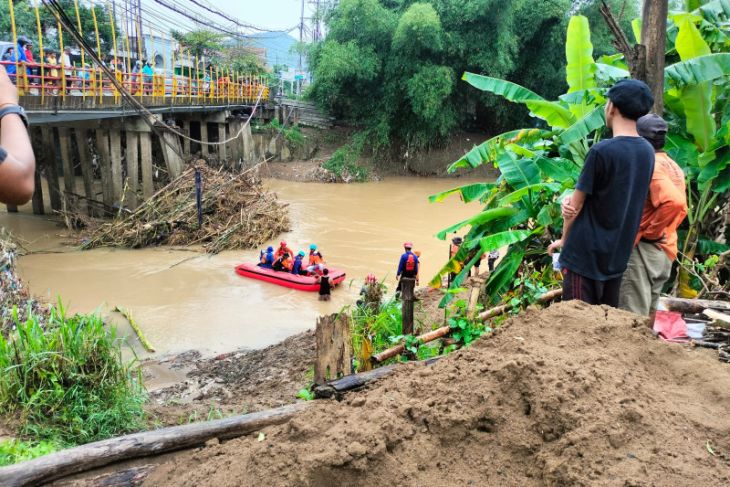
[40, 0, 266, 153]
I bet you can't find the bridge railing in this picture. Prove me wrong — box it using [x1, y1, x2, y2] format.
[1, 59, 269, 107]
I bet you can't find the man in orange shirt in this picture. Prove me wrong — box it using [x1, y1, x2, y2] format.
[618, 114, 687, 320]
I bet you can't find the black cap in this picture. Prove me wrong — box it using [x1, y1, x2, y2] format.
[607, 79, 654, 121]
[637, 113, 668, 150]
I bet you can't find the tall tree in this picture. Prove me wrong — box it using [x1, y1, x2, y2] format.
[642, 0, 669, 114]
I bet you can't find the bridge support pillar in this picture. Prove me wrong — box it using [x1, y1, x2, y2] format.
[125, 132, 140, 209]
[95, 129, 114, 210]
[139, 132, 154, 200]
[42, 126, 63, 212]
[30, 127, 45, 215]
[200, 122, 209, 158]
[242, 121, 254, 164]
[180, 121, 190, 155]
[74, 128, 96, 216]
[109, 129, 123, 205]
[159, 129, 184, 179]
[217, 123, 227, 163]
[58, 128, 76, 208]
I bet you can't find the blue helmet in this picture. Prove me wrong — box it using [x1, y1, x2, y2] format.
[266, 246, 273, 252]
[309, 244, 317, 250]
[298, 250, 305, 257]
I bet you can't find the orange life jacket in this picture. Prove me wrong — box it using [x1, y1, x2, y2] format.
[275, 246, 292, 260]
[283, 256, 293, 271]
[309, 251, 323, 266]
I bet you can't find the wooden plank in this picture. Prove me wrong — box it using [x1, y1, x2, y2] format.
[58, 127, 76, 203]
[94, 130, 113, 209]
[139, 132, 154, 199]
[0, 403, 307, 487]
[314, 314, 353, 384]
[703, 309, 730, 330]
[42, 126, 63, 212]
[74, 128, 96, 215]
[125, 132, 140, 208]
[109, 129, 123, 205]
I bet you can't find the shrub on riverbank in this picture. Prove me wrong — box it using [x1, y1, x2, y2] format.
[0, 305, 146, 447]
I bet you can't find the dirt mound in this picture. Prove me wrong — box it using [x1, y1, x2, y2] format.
[145, 302, 730, 486]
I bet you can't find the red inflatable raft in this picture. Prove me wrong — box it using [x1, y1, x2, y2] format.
[234, 263, 346, 292]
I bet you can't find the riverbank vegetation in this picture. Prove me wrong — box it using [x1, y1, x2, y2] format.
[307, 0, 635, 171]
[0, 304, 146, 465]
[432, 4, 729, 304]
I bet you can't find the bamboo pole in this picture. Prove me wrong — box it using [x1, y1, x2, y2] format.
[72, 0, 86, 100]
[8, 0, 19, 91]
[89, 0, 103, 101]
[33, 3, 45, 102]
[106, 1, 119, 100]
[0, 403, 308, 487]
[114, 306, 155, 352]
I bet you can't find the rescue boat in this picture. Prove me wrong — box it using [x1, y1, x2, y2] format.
[234, 263, 346, 292]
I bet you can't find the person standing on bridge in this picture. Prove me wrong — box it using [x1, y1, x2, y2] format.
[0, 64, 36, 205]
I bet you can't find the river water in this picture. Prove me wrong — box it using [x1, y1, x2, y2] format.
[1, 177, 481, 357]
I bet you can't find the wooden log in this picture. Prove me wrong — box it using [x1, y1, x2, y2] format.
[58, 127, 76, 203]
[372, 325, 451, 363]
[660, 297, 730, 315]
[31, 168, 44, 215]
[401, 277, 416, 336]
[125, 132, 140, 209]
[74, 128, 96, 216]
[702, 309, 730, 330]
[139, 132, 154, 199]
[109, 129, 123, 205]
[478, 288, 563, 321]
[95, 130, 113, 209]
[314, 314, 353, 384]
[51, 464, 156, 487]
[42, 126, 63, 212]
[0, 403, 307, 487]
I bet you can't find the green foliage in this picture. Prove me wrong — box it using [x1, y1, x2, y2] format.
[296, 388, 315, 401]
[258, 119, 305, 147]
[445, 299, 488, 346]
[0, 304, 146, 446]
[0, 0, 117, 53]
[0, 439, 58, 466]
[322, 132, 371, 181]
[171, 29, 224, 60]
[309, 0, 630, 154]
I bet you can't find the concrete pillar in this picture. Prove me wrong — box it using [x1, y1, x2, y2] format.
[95, 129, 113, 209]
[109, 129, 124, 205]
[218, 123, 227, 163]
[200, 121, 209, 157]
[42, 126, 63, 212]
[31, 169, 44, 215]
[125, 132, 140, 208]
[160, 130, 184, 179]
[181, 121, 190, 155]
[58, 127, 76, 204]
[74, 128, 96, 215]
[139, 131, 154, 199]
[242, 122, 253, 164]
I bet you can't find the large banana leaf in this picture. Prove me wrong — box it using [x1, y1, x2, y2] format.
[435, 207, 517, 240]
[698, 151, 730, 189]
[478, 230, 533, 252]
[447, 128, 549, 173]
[557, 106, 606, 145]
[697, 0, 730, 23]
[535, 156, 582, 182]
[665, 53, 730, 86]
[525, 100, 577, 129]
[631, 18, 642, 43]
[484, 244, 526, 305]
[462, 72, 544, 102]
[666, 133, 700, 170]
[682, 82, 716, 152]
[565, 16, 596, 94]
[497, 152, 541, 189]
[595, 63, 630, 82]
[497, 183, 562, 205]
[675, 14, 712, 60]
[429, 182, 495, 203]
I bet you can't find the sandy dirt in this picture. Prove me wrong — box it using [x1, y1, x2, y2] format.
[145, 301, 730, 486]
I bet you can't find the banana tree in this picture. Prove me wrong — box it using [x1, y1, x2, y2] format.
[430, 12, 730, 305]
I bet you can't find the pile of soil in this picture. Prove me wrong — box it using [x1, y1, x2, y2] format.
[145, 331, 315, 426]
[146, 301, 730, 486]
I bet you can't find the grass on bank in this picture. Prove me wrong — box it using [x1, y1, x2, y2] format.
[0, 304, 147, 464]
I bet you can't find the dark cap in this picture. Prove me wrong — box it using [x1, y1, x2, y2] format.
[606, 79, 654, 121]
[637, 113, 668, 150]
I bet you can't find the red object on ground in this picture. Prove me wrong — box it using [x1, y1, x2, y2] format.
[653, 310, 688, 342]
[234, 263, 346, 292]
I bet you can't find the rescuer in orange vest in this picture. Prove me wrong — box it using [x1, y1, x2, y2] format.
[274, 241, 293, 260]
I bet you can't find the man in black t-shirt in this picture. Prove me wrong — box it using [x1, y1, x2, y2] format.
[547, 80, 655, 307]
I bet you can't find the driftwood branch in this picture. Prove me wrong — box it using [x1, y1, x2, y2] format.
[702, 309, 730, 330]
[0, 403, 308, 487]
[478, 288, 563, 321]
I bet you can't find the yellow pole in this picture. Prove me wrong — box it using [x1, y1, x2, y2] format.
[171, 45, 176, 102]
[34, 2, 45, 102]
[72, 0, 87, 100]
[194, 54, 199, 102]
[57, 19, 66, 100]
[7, 0, 21, 92]
[120, 8, 132, 94]
[106, 1, 120, 100]
[89, 0, 103, 101]
[135, 9, 143, 100]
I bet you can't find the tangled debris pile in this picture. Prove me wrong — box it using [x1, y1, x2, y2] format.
[75, 165, 290, 254]
[0, 232, 46, 334]
[146, 302, 730, 487]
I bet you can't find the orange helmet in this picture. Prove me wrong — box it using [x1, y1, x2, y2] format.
[280, 241, 287, 247]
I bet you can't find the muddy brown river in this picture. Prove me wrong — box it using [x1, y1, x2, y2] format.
[1, 177, 481, 357]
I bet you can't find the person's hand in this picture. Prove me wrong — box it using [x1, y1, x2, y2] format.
[547, 239, 563, 256]
[561, 196, 579, 219]
[0, 65, 19, 106]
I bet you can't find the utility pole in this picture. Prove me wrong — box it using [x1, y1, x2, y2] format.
[298, 0, 305, 96]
